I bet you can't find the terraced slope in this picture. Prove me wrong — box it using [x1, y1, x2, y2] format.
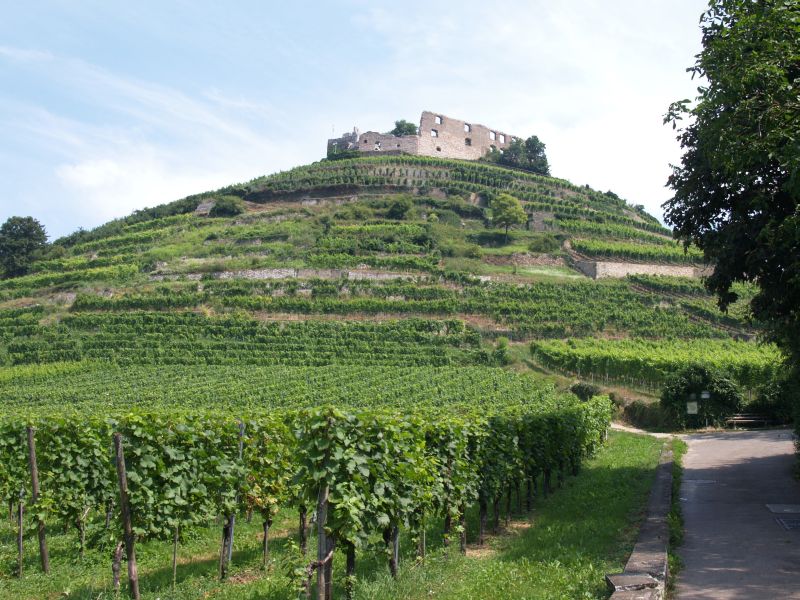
[0, 153, 782, 600]
[0, 155, 770, 402]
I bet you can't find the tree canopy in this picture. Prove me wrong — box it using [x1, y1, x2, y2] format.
[485, 136, 550, 176]
[660, 364, 742, 429]
[663, 0, 800, 365]
[0, 216, 48, 278]
[389, 120, 418, 136]
[491, 194, 527, 241]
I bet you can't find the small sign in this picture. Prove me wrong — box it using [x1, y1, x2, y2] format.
[701, 391, 711, 400]
[686, 401, 698, 415]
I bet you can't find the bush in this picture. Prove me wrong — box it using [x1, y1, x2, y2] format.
[386, 197, 413, 220]
[209, 196, 245, 217]
[493, 337, 511, 365]
[623, 400, 669, 430]
[570, 381, 601, 402]
[528, 233, 561, 254]
[660, 364, 742, 429]
[747, 368, 798, 424]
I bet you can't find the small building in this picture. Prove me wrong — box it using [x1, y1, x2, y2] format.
[327, 111, 518, 161]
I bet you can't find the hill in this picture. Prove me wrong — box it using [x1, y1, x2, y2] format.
[0, 154, 782, 599]
[0, 155, 779, 407]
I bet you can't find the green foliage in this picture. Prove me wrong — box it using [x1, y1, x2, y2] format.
[485, 136, 550, 176]
[0, 396, 612, 590]
[572, 238, 703, 264]
[389, 120, 418, 136]
[660, 364, 743, 428]
[532, 338, 781, 389]
[664, 0, 800, 366]
[0, 216, 48, 278]
[490, 194, 527, 240]
[747, 367, 799, 424]
[386, 196, 414, 220]
[209, 196, 245, 217]
[527, 233, 561, 254]
[555, 218, 674, 245]
[570, 382, 601, 402]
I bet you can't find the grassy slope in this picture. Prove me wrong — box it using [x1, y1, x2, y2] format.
[0, 431, 662, 600]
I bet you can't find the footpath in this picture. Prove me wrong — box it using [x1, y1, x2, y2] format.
[677, 429, 800, 599]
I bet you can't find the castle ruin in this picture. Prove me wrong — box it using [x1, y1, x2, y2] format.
[327, 111, 519, 161]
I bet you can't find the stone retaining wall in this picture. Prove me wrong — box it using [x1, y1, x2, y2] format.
[150, 268, 419, 283]
[575, 260, 707, 279]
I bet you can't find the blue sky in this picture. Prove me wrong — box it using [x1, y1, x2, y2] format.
[0, 1, 708, 239]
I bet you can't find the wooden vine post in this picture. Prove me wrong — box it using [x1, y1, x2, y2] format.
[26, 426, 50, 574]
[316, 483, 330, 600]
[114, 432, 140, 600]
[16, 487, 23, 577]
[220, 420, 244, 581]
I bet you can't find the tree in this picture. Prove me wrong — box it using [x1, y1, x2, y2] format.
[0, 216, 47, 278]
[663, 1, 800, 419]
[485, 136, 550, 175]
[491, 194, 527, 242]
[389, 120, 418, 136]
[660, 365, 742, 429]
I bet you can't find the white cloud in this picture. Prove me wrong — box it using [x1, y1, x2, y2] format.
[0, 1, 709, 236]
[347, 0, 706, 218]
[0, 49, 309, 236]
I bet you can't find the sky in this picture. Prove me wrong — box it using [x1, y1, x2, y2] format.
[0, 0, 709, 240]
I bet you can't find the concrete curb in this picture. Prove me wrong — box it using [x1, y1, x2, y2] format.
[606, 444, 674, 600]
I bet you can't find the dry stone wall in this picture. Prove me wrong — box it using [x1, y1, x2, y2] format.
[575, 260, 707, 279]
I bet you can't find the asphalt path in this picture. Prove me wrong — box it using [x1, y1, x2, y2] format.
[677, 429, 800, 599]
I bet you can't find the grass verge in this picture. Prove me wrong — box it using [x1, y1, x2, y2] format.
[666, 437, 687, 598]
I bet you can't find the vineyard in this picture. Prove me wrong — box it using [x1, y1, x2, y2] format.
[0, 154, 782, 597]
[531, 338, 781, 390]
[0, 389, 611, 598]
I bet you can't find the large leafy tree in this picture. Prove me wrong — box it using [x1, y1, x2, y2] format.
[0, 216, 48, 278]
[491, 193, 528, 242]
[663, 1, 800, 364]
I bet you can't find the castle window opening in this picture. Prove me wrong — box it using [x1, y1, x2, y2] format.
[436, 146, 442, 152]
[464, 123, 471, 132]
[465, 138, 472, 146]
[396, 143, 401, 148]
[489, 131, 496, 141]
[499, 134, 506, 144]
[431, 129, 438, 137]
[434, 115, 443, 125]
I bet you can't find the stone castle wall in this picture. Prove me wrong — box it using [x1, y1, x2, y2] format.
[327, 111, 518, 161]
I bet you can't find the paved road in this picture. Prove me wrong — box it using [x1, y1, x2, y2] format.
[677, 429, 800, 599]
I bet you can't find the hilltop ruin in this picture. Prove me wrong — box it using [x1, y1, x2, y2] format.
[327, 111, 519, 161]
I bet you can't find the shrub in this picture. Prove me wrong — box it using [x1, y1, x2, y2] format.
[746, 368, 798, 424]
[386, 197, 413, 220]
[660, 364, 742, 428]
[570, 381, 601, 402]
[623, 400, 669, 430]
[209, 196, 245, 217]
[528, 233, 561, 254]
[493, 337, 511, 365]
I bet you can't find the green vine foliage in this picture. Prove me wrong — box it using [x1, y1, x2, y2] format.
[0, 397, 612, 581]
